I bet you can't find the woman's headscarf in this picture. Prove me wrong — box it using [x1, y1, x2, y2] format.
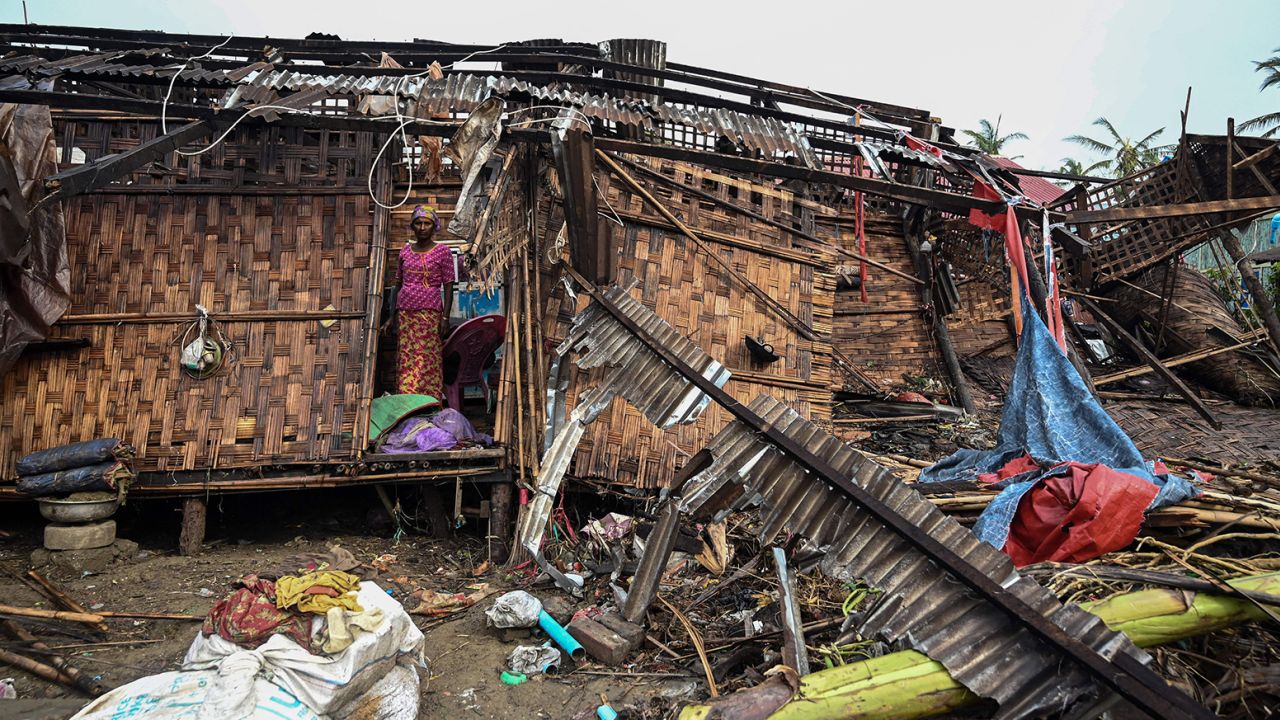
[410, 204, 441, 231]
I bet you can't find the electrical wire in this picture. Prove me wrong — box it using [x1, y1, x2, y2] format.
[156, 40, 604, 212]
[161, 34, 235, 135]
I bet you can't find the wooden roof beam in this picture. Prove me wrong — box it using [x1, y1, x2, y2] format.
[1067, 195, 1280, 224]
[596, 137, 1058, 225]
[42, 119, 215, 201]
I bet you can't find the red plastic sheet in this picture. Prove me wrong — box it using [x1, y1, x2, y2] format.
[1002, 462, 1159, 567]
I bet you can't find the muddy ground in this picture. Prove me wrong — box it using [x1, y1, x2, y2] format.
[0, 488, 689, 719]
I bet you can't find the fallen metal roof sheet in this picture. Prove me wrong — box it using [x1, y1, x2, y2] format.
[679, 393, 1152, 719]
[513, 276, 731, 557]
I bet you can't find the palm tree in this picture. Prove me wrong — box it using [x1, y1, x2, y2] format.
[1065, 118, 1168, 177]
[961, 115, 1028, 156]
[1239, 47, 1280, 138]
[1058, 157, 1108, 177]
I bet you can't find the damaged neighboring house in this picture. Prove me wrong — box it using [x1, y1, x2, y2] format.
[1, 23, 1279, 719]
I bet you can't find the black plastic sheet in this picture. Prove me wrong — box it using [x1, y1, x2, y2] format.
[0, 101, 70, 376]
[16, 460, 130, 496]
[16, 437, 132, 476]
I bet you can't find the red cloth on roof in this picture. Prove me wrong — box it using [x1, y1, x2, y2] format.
[968, 181, 1005, 231]
[1002, 462, 1159, 567]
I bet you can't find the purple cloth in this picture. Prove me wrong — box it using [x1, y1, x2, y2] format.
[380, 417, 458, 453]
[430, 408, 493, 445]
[378, 409, 493, 453]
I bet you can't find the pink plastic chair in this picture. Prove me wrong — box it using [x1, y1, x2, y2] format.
[441, 314, 507, 410]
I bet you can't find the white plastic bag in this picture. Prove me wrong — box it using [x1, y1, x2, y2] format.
[508, 644, 561, 674]
[485, 590, 543, 628]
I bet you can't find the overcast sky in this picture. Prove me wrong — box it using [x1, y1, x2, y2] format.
[9, 0, 1277, 171]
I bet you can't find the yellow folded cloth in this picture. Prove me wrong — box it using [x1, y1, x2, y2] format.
[275, 570, 363, 614]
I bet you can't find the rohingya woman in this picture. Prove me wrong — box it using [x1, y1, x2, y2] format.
[388, 205, 456, 400]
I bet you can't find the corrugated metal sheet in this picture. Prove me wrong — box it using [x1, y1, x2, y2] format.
[561, 278, 731, 428]
[679, 394, 1150, 719]
[991, 156, 1066, 206]
[0, 51, 816, 163]
[514, 277, 731, 554]
[0, 51, 264, 84]
[221, 69, 816, 163]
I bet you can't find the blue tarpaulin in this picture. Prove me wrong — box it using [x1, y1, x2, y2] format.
[919, 296, 1199, 551]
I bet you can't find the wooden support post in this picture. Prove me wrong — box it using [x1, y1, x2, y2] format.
[178, 496, 206, 556]
[1226, 118, 1235, 203]
[903, 215, 975, 415]
[489, 476, 513, 564]
[1219, 118, 1280, 361]
[1078, 298, 1220, 429]
[553, 127, 612, 284]
[418, 483, 452, 539]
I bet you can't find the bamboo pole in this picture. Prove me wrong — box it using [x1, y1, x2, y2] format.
[1, 619, 106, 696]
[1093, 329, 1268, 386]
[679, 572, 1280, 720]
[0, 647, 80, 689]
[0, 604, 103, 624]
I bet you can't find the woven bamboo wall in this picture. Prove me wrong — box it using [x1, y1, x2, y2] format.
[826, 214, 941, 389]
[546, 156, 836, 489]
[1, 191, 376, 479]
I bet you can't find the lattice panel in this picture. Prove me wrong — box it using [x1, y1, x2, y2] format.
[54, 118, 384, 188]
[1071, 162, 1213, 283]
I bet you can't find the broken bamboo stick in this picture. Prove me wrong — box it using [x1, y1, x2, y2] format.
[1165, 457, 1280, 489]
[25, 571, 109, 634]
[679, 572, 1280, 720]
[1078, 297, 1220, 429]
[1, 619, 106, 696]
[659, 595, 719, 698]
[97, 611, 201, 621]
[0, 646, 80, 689]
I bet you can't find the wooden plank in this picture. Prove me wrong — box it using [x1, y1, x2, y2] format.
[1078, 298, 1220, 429]
[1067, 195, 1280, 223]
[1233, 142, 1280, 172]
[1093, 329, 1267, 386]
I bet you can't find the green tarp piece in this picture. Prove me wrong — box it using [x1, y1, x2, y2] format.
[369, 394, 440, 445]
